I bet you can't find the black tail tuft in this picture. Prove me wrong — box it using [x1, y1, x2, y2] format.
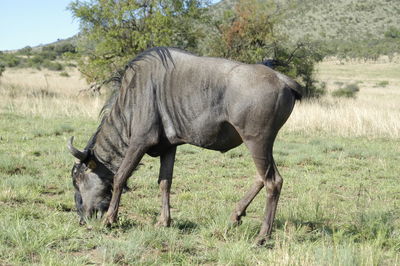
[290, 88, 302, 100]
[275, 71, 303, 101]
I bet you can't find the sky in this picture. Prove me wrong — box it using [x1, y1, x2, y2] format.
[0, 0, 222, 52]
[0, 0, 80, 51]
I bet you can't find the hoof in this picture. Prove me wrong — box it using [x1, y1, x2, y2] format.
[156, 219, 171, 227]
[255, 236, 274, 248]
[229, 218, 243, 227]
[102, 215, 116, 227]
[230, 211, 245, 227]
[255, 236, 266, 246]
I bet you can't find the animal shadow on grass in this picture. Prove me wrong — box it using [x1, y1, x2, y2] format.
[275, 209, 397, 244]
[114, 215, 140, 232]
[173, 219, 199, 234]
[275, 218, 335, 243]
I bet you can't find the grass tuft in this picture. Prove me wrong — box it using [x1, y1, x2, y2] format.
[332, 83, 360, 98]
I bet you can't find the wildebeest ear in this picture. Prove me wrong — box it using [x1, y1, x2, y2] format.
[87, 160, 97, 170]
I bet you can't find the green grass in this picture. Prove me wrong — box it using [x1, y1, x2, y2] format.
[0, 112, 399, 265]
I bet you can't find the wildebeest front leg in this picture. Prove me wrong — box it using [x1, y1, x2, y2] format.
[156, 146, 177, 227]
[103, 145, 146, 226]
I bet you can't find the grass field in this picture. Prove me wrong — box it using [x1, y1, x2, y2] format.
[0, 62, 399, 265]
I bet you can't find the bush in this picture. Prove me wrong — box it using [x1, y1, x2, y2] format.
[384, 26, 400, 39]
[29, 55, 44, 64]
[306, 81, 327, 98]
[374, 81, 389, 87]
[59, 71, 70, 77]
[0, 53, 21, 67]
[206, 0, 325, 98]
[0, 63, 5, 76]
[332, 83, 360, 98]
[18, 46, 33, 56]
[66, 62, 77, 68]
[39, 50, 57, 61]
[42, 60, 63, 71]
[55, 43, 76, 55]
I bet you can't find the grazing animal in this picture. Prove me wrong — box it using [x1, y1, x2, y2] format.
[68, 47, 302, 245]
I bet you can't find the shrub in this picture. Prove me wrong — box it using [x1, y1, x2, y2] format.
[59, 71, 70, 77]
[55, 43, 76, 55]
[39, 50, 57, 61]
[29, 55, 44, 64]
[0, 53, 21, 67]
[42, 61, 63, 71]
[206, 0, 325, 98]
[0, 63, 5, 76]
[307, 81, 327, 98]
[42, 45, 55, 52]
[384, 26, 400, 39]
[332, 83, 360, 98]
[18, 46, 33, 56]
[375, 80, 389, 87]
[66, 62, 77, 68]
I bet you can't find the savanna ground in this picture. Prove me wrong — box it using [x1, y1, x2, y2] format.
[0, 59, 399, 265]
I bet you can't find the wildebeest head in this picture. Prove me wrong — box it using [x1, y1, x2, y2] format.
[67, 137, 113, 224]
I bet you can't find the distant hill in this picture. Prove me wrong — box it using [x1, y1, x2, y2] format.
[30, 36, 80, 52]
[211, 0, 400, 58]
[214, 0, 400, 42]
[5, 0, 399, 60]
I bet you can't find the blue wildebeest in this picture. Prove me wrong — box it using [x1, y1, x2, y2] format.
[68, 47, 302, 245]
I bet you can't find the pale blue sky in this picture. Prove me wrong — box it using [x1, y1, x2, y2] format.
[0, 0, 80, 51]
[0, 0, 221, 51]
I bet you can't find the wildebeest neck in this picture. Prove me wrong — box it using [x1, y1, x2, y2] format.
[92, 108, 131, 173]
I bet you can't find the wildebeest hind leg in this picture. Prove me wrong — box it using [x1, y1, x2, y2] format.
[255, 157, 283, 246]
[236, 139, 282, 245]
[156, 146, 177, 227]
[230, 178, 264, 226]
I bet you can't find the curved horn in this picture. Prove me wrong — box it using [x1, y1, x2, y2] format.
[67, 136, 88, 161]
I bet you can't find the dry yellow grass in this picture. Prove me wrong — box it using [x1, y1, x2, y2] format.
[0, 68, 103, 119]
[0, 61, 399, 138]
[284, 60, 400, 138]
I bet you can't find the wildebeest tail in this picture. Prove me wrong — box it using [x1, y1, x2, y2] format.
[275, 72, 303, 100]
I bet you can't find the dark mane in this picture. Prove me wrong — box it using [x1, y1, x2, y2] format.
[127, 47, 175, 69]
[100, 47, 176, 121]
[85, 47, 177, 152]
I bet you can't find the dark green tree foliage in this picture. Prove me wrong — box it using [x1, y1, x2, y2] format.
[19, 46, 33, 56]
[207, 0, 324, 97]
[0, 43, 76, 71]
[0, 53, 21, 67]
[69, 0, 209, 83]
[0, 63, 5, 77]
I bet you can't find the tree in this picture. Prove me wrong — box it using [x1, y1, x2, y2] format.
[207, 0, 325, 97]
[0, 63, 5, 77]
[69, 0, 210, 84]
[207, 0, 280, 63]
[18, 46, 33, 56]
